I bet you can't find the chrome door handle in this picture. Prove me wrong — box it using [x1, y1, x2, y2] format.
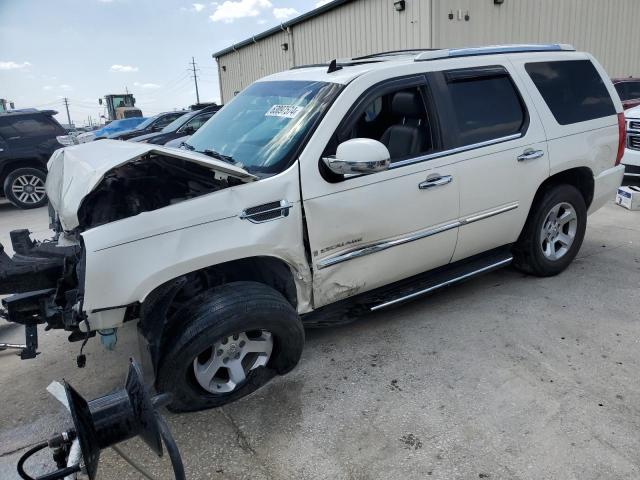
[419, 175, 453, 190]
[517, 149, 545, 162]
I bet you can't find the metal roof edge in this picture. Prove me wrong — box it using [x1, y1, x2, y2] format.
[211, 0, 355, 59]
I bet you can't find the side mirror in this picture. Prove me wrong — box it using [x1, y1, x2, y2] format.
[181, 126, 196, 135]
[322, 138, 390, 175]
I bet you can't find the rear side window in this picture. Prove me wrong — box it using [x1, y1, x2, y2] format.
[445, 68, 526, 146]
[526, 60, 615, 125]
[0, 116, 59, 138]
[615, 82, 640, 101]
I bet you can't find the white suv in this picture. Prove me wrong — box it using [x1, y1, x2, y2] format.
[622, 104, 640, 178]
[0, 44, 625, 411]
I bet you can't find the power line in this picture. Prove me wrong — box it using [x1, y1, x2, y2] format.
[189, 57, 200, 104]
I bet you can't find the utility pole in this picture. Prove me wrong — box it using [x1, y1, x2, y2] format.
[190, 57, 201, 104]
[63, 97, 72, 128]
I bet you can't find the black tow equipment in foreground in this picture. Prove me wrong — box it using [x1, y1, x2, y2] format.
[16, 360, 186, 480]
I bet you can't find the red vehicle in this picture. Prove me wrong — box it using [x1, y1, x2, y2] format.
[612, 77, 640, 110]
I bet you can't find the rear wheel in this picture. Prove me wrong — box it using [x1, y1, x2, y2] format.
[156, 281, 304, 412]
[3, 167, 48, 209]
[513, 184, 587, 277]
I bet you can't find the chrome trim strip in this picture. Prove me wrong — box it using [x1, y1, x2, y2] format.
[316, 221, 460, 270]
[240, 200, 292, 224]
[315, 203, 519, 270]
[390, 134, 522, 169]
[370, 257, 513, 312]
[461, 203, 519, 225]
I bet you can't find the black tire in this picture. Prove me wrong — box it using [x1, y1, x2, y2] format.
[513, 184, 587, 277]
[156, 281, 304, 412]
[3, 167, 48, 209]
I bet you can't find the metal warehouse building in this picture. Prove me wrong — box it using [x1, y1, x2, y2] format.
[212, 0, 640, 103]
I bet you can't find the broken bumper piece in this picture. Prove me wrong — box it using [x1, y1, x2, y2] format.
[0, 229, 83, 359]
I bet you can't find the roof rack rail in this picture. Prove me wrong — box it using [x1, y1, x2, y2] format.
[414, 44, 576, 62]
[353, 48, 440, 61]
[290, 59, 383, 70]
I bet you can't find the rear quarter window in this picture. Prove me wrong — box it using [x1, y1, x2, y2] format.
[526, 60, 615, 125]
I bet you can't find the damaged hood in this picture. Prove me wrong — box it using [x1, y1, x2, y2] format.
[46, 139, 256, 231]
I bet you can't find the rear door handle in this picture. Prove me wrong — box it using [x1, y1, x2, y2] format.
[517, 149, 545, 162]
[419, 175, 453, 190]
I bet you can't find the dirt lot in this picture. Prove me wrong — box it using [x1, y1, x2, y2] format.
[0, 190, 639, 480]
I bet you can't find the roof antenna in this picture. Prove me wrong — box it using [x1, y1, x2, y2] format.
[327, 59, 343, 74]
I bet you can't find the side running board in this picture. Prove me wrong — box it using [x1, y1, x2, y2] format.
[301, 247, 514, 328]
[370, 251, 513, 312]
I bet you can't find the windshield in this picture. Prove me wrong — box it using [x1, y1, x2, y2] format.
[135, 114, 161, 130]
[187, 80, 341, 174]
[162, 111, 194, 133]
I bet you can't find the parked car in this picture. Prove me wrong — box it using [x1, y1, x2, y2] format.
[0, 109, 65, 209]
[164, 135, 191, 149]
[612, 77, 640, 110]
[76, 117, 148, 143]
[0, 44, 625, 412]
[622, 104, 640, 178]
[108, 111, 187, 141]
[130, 105, 221, 145]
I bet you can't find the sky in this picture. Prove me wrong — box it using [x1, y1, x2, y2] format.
[0, 0, 330, 127]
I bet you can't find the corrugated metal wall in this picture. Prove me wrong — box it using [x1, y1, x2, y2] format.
[218, 30, 293, 99]
[432, 0, 640, 77]
[216, 0, 640, 103]
[217, 0, 433, 102]
[293, 0, 432, 66]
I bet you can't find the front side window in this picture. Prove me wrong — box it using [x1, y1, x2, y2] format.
[327, 83, 435, 165]
[445, 69, 526, 146]
[526, 60, 615, 125]
[187, 80, 341, 175]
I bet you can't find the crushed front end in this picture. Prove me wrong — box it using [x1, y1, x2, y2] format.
[0, 140, 256, 361]
[0, 227, 85, 359]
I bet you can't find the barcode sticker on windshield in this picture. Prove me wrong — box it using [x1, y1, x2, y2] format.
[265, 104, 303, 118]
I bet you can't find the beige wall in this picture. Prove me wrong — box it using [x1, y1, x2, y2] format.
[432, 0, 640, 77]
[216, 0, 640, 103]
[217, 0, 433, 102]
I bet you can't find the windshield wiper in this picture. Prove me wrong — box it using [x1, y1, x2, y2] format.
[180, 142, 195, 151]
[200, 149, 236, 165]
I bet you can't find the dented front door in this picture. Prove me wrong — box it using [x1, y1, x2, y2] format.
[301, 158, 460, 308]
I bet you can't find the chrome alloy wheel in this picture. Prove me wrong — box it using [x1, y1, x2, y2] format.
[540, 202, 578, 261]
[193, 330, 273, 394]
[11, 174, 46, 205]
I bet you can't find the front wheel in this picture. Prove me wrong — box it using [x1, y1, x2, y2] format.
[513, 184, 587, 277]
[3, 167, 48, 209]
[156, 281, 305, 412]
